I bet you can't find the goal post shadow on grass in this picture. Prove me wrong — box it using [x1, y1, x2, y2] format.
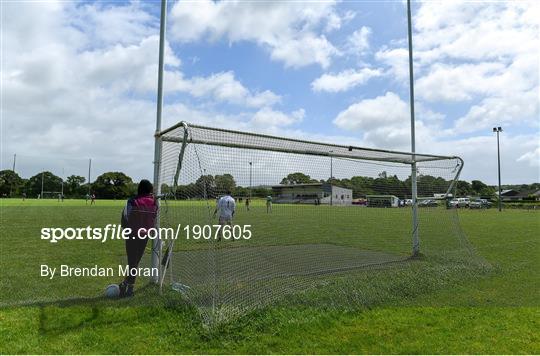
[150, 121, 486, 325]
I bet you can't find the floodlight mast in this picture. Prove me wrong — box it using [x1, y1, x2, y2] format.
[249, 161, 253, 199]
[330, 151, 333, 206]
[41, 171, 44, 198]
[151, 0, 167, 283]
[10, 154, 16, 197]
[407, 0, 420, 256]
[87, 158, 92, 195]
[493, 127, 503, 212]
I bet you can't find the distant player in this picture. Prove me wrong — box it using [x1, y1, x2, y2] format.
[90, 193, 96, 205]
[266, 195, 272, 213]
[214, 190, 236, 241]
[118, 179, 158, 298]
[245, 197, 250, 211]
[22, 192, 26, 201]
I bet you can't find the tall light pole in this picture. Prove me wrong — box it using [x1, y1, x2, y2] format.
[41, 171, 44, 199]
[10, 154, 16, 197]
[88, 158, 92, 195]
[407, 0, 419, 256]
[249, 161, 252, 199]
[329, 151, 333, 206]
[493, 127, 503, 212]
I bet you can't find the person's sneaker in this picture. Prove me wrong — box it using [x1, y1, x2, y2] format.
[125, 284, 134, 297]
[118, 281, 134, 298]
[118, 281, 127, 297]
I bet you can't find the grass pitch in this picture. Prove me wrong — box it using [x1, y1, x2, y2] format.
[0, 198, 538, 353]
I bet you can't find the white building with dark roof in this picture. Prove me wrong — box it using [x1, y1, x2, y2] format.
[272, 183, 352, 205]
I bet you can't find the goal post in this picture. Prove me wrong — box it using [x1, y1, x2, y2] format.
[153, 121, 470, 323]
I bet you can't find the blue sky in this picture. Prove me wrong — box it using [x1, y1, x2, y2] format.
[2, 0, 539, 184]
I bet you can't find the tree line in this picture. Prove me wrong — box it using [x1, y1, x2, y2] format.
[279, 172, 498, 199]
[1, 169, 531, 200]
[0, 170, 136, 199]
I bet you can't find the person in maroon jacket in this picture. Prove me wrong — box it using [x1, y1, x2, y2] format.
[118, 179, 158, 297]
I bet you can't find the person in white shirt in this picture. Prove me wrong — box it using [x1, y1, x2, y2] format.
[214, 190, 236, 241]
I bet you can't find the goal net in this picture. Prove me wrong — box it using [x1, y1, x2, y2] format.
[156, 122, 481, 324]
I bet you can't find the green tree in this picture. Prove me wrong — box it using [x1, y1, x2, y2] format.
[195, 175, 216, 198]
[66, 175, 86, 198]
[280, 172, 316, 185]
[215, 174, 236, 194]
[25, 171, 62, 197]
[350, 176, 376, 197]
[472, 180, 488, 194]
[233, 186, 249, 197]
[252, 186, 272, 197]
[92, 172, 133, 199]
[0, 170, 23, 197]
[456, 180, 473, 197]
[478, 186, 496, 199]
[414, 175, 450, 197]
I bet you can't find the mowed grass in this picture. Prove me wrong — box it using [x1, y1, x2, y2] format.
[0, 198, 539, 354]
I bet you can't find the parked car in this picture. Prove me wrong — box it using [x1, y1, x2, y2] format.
[470, 198, 492, 209]
[419, 199, 438, 207]
[469, 199, 483, 209]
[482, 199, 493, 208]
[352, 198, 367, 206]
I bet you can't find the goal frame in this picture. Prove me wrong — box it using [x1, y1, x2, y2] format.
[151, 121, 464, 281]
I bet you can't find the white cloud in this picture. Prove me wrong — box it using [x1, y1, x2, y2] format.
[168, 71, 281, 108]
[72, 2, 158, 47]
[374, 47, 410, 80]
[250, 108, 305, 128]
[430, 134, 540, 184]
[414, 1, 539, 63]
[1, 1, 287, 181]
[346, 26, 372, 55]
[311, 68, 382, 93]
[518, 147, 540, 168]
[332, 92, 445, 150]
[416, 58, 537, 103]
[374, 1, 539, 137]
[416, 62, 505, 102]
[168, 0, 342, 68]
[334, 92, 409, 131]
[454, 89, 539, 134]
[269, 34, 339, 69]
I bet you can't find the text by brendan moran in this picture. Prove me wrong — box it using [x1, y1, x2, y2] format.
[40, 264, 158, 279]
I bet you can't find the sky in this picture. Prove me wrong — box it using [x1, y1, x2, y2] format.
[1, 0, 539, 185]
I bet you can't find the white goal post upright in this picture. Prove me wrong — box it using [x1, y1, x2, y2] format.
[151, 0, 167, 283]
[407, 0, 419, 256]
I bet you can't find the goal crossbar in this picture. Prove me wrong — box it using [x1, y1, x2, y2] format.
[157, 121, 463, 165]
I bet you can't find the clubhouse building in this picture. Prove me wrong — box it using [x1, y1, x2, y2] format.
[271, 183, 353, 205]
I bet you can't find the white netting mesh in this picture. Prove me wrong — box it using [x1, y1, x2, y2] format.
[157, 122, 479, 324]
